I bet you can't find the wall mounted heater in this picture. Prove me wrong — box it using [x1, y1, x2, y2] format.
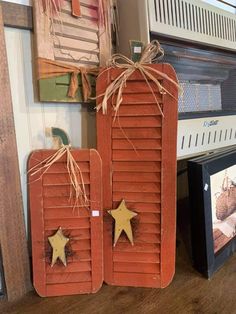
[116, 0, 236, 159]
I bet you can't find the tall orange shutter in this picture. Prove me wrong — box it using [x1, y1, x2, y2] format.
[97, 64, 178, 288]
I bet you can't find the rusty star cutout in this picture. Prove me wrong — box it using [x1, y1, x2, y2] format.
[48, 227, 69, 267]
[108, 200, 137, 247]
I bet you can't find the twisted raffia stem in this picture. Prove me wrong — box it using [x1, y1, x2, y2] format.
[28, 145, 89, 210]
[96, 40, 181, 116]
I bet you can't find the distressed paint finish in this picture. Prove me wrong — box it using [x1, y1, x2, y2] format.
[0, 4, 31, 301]
[28, 149, 103, 297]
[97, 64, 178, 288]
[34, 0, 110, 102]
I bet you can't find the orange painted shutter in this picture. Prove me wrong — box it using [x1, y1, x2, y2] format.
[97, 64, 178, 288]
[28, 149, 103, 297]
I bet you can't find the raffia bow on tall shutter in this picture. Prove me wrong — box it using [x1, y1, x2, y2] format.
[96, 40, 181, 117]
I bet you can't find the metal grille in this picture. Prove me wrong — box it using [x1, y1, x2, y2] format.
[178, 82, 222, 112]
[149, 0, 236, 51]
[178, 115, 236, 159]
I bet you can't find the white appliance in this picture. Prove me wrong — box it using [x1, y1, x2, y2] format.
[116, 0, 236, 159]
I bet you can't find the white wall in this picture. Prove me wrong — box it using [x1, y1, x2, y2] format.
[1, 0, 32, 5]
[4, 27, 96, 234]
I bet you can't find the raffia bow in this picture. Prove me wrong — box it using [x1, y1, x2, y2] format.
[96, 40, 181, 116]
[37, 58, 98, 101]
[29, 145, 89, 210]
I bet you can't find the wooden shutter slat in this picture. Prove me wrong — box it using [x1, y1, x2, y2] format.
[113, 252, 160, 263]
[111, 104, 162, 116]
[44, 217, 90, 229]
[46, 282, 92, 296]
[114, 262, 160, 274]
[112, 116, 162, 128]
[46, 272, 91, 284]
[113, 161, 161, 172]
[112, 202, 161, 213]
[54, 13, 99, 31]
[112, 150, 162, 161]
[120, 81, 164, 94]
[138, 213, 161, 223]
[54, 48, 99, 65]
[43, 161, 90, 173]
[70, 239, 91, 251]
[113, 273, 161, 287]
[113, 173, 161, 183]
[43, 197, 91, 208]
[112, 128, 162, 139]
[46, 262, 91, 274]
[113, 192, 160, 203]
[113, 139, 162, 150]
[53, 23, 99, 42]
[53, 35, 98, 52]
[112, 93, 163, 104]
[43, 185, 90, 197]
[110, 69, 165, 81]
[114, 243, 160, 253]
[117, 233, 161, 244]
[44, 207, 91, 219]
[43, 173, 90, 185]
[137, 223, 160, 234]
[113, 182, 161, 193]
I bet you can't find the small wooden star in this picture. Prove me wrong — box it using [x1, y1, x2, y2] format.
[48, 227, 69, 267]
[108, 199, 137, 247]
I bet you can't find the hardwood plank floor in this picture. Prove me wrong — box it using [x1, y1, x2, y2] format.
[0, 237, 236, 314]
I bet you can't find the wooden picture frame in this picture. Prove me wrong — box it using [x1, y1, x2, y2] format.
[188, 148, 236, 278]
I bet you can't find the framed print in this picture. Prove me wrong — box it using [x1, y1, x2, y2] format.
[188, 148, 236, 278]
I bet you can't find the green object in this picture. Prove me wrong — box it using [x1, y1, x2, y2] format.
[39, 73, 96, 103]
[51, 127, 70, 146]
[130, 40, 144, 63]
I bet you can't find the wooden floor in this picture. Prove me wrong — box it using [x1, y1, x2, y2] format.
[1, 239, 236, 314]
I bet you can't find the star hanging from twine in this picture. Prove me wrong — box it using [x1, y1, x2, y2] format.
[108, 199, 137, 247]
[48, 227, 69, 267]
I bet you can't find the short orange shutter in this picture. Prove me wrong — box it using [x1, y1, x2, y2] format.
[28, 149, 103, 297]
[97, 64, 178, 288]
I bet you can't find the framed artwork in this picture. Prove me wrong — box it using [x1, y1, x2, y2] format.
[188, 148, 236, 278]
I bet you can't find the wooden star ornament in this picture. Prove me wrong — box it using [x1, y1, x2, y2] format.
[48, 227, 69, 267]
[108, 200, 137, 247]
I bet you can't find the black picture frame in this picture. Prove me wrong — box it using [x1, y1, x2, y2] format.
[188, 147, 236, 278]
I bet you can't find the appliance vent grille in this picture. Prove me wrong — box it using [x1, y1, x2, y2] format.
[149, 0, 236, 50]
[177, 115, 236, 159]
